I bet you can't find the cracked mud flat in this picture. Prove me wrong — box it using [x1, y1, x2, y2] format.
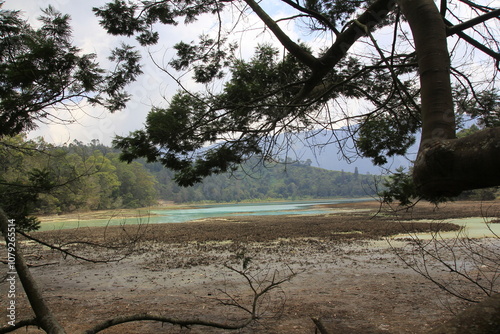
[2, 200, 499, 333]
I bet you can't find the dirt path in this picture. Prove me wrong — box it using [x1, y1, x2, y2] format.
[2, 200, 499, 333]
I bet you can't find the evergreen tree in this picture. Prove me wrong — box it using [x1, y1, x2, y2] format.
[95, 0, 500, 201]
[0, 4, 141, 230]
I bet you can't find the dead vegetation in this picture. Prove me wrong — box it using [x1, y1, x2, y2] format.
[2, 200, 500, 333]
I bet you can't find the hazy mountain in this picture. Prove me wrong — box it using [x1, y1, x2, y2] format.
[276, 129, 416, 175]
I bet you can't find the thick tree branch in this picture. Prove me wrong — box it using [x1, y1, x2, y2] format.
[295, 0, 396, 102]
[444, 17, 500, 62]
[0, 318, 38, 334]
[439, 0, 447, 17]
[243, 0, 318, 68]
[446, 8, 500, 36]
[413, 127, 500, 196]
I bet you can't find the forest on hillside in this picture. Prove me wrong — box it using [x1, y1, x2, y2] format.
[1, 136, 381, 217]
[0, 136, 158, 219]
[149, 158, 378, 203]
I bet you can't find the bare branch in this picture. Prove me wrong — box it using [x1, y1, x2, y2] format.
[219, 261, 298, 322]
[83, 259, 299, 333]
[458, 0, 497, 12]
[83, 313, 251, 334]
[279, 0, 340, 35]
[386, 200, 500, 304]
[17, 229, 134, 263]
[446, 8, 500, 36]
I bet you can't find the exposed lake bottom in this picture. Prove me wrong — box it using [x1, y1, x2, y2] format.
[22, 199, 500, 333]
[38, 198, 372, 231]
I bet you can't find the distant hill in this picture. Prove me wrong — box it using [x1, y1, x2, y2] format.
[146, 157, 383, 203]
[274, 129, 416, 175]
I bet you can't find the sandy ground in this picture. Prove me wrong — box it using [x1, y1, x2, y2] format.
[1, 200, 500, 333]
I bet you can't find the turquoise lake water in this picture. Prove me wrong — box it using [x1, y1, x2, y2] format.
[38, 198, 500, 240]
[395, 217, 500, 240]
[38, 198, 370, 231]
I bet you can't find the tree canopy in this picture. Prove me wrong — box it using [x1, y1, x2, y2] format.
[0, 3, 142, 137]
[94, 0, 499, 202]
[0, 136, 159, 231]
[0, 4, 142, 230]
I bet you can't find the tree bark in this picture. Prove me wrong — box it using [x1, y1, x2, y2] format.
[0, 209, 67, 334]
[398, 0, 456, 145]
[413, 127, 500, 197]
[399, 0, 500, 197]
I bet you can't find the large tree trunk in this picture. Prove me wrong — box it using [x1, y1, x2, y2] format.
[399, 0, 500, 197]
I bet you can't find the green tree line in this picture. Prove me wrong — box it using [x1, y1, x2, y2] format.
[146, 157, 378, 203]
[1, 135, 379, 221]
[0, 136, 158, 221]
[5, 134, 495, 225]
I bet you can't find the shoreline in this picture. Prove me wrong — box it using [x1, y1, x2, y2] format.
[34, 200, 500, 244]
[5, 199, 500, 333]
[37, 197, 374, 223]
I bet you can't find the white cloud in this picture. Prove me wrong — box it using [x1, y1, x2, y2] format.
[3, 0, 168, 144]
[4, 0, 320, 145]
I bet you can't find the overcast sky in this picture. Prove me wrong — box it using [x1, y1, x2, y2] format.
[3, 0, 297, 145]
[4, 0, 497, 174]
[0, 0, 445, 174]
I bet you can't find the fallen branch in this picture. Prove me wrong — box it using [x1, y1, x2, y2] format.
[217, 259, 298, 324]
[83, 313, 251, 334]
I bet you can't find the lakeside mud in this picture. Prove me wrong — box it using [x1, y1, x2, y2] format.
[2, 200, 499, 333]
